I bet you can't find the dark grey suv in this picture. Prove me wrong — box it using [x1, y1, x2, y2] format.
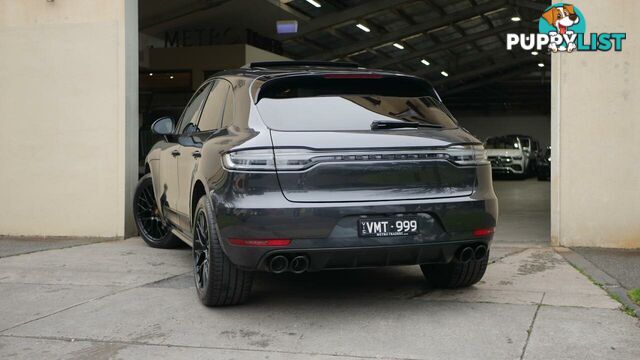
[133, 61, 498, 306]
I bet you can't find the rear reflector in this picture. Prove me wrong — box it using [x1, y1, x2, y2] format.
[228, 238, 291, 247]
[472, 228, 495, 237]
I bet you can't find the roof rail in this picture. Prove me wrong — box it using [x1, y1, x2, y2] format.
[248, 61, 360, 69]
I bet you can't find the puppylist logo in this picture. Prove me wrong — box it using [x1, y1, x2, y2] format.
[507, 3, 627, 53]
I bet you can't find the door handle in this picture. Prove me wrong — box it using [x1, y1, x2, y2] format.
[171, 150, 181, 157]
[192, 151, 202, 159]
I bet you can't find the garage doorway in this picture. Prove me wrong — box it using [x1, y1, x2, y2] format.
[136, 0, 552, 246]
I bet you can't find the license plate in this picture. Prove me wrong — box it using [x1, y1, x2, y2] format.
[358, 217, 419, 237]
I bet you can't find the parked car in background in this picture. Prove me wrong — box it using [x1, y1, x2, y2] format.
[537, 146, 551, 181]
[514, 135, 541, 175]
[485, 135, 527, 177]
[485, 135, 540, 178]
[133, 61, 498, 307]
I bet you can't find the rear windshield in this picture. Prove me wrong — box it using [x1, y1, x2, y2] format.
[255, 75, 458, 131]
[485, 136, 521, 150]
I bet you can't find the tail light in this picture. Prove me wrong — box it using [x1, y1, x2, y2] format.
[446, 145, 489, 166]
[228, 238, 291, 247]
[222, 145, 489, 171]
[472, 228, 495, 237]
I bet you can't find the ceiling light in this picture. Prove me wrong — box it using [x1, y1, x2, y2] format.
[170, 75, 174, 79]
[356, 23, 371, 33]
[441, 71, 449, 77]
[421, 59, 430, 66]
[393, 42, 405, 50]
[277, 20, 299, 34]
[511, 16, 521, 22]
[305, 0, 321, 8]
[531, 51, 539, 56]
[148, 73, 153, 76]
[538, 63, 545, 68]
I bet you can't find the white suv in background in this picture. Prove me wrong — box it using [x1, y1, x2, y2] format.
[485, 135, 539, 177]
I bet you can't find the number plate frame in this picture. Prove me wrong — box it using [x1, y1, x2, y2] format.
[358, 217, 419, 237]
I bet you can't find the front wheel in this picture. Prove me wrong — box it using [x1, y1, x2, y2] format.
[421, 251, 489, 288]
[133, 174, 181, 249]
[193, 196, 254, 307]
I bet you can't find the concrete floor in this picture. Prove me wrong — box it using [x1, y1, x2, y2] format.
[492, 179, 551, 245]
[2, 180, 640, 360]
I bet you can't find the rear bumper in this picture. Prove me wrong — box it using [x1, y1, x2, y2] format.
[255, 239, 491, 271]
[213, 194, 497, 271]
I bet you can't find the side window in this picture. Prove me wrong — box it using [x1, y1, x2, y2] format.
[177, 82, 212, 135]
[198, 80, 230, 132]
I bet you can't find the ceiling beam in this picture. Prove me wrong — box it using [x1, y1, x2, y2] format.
[373, 22, 523, 69]
[441, 67, 547, 95]
[433, 56, 548, 87]
[140, 0, 233, 32]
[284, 0, 414, 41]
[416, 50, 508, 78]
[262, 0, 311, 21]
[511, 0, 549, 12]
[305, 0, 510, 61]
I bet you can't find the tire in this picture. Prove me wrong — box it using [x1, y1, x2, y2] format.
[420, 251, 489, 288]
[193, 196, 254, 307]
[133, 174, 181, 249]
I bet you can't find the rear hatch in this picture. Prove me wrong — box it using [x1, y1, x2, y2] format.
[255, 74, 483, 203]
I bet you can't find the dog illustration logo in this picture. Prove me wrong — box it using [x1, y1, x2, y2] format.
[507, 3, 625, 53]
[539, 3, 586, 52]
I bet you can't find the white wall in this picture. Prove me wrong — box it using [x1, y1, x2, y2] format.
[552, 0, 640, 248]
[0, 0, 138, 238]
[457, 115, 550, 148]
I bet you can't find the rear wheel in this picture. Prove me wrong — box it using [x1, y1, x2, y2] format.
[133, 174, 181, 249]
[193, 196, 254, 307]
[421, 251, 489, 288]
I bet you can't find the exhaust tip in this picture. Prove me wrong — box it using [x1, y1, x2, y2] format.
[269, 255, 289, 274]
[459, 247, 474, 263]
[474, 245, 488, 260]
[289, 256, 309, 274]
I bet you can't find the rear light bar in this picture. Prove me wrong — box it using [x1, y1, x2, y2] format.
[446, 145, 488, 166]
[222, 145, 489, 172]
[472, 228, 495, 237]
[228, 238, 291, 247]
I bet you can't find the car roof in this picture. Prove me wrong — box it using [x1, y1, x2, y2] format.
[211, 61, 426, 83]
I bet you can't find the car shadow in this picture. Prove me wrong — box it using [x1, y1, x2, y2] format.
[248, 266, 434, 304]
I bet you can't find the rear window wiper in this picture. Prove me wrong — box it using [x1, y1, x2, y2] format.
[370, 120, 443, 130]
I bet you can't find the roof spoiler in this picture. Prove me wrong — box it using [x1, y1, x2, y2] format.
[248, 61, 360, 69]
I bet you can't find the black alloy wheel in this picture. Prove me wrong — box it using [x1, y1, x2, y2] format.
[193, 209, 210, 290]
[133, 174, 181, 248]
[192, 196, 254, 306]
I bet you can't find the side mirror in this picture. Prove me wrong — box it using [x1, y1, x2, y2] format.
[151, 117, 175, 136]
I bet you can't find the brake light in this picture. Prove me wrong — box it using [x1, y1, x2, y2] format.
[228, 238, 291, 247]
[472, 228, 495, 237]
